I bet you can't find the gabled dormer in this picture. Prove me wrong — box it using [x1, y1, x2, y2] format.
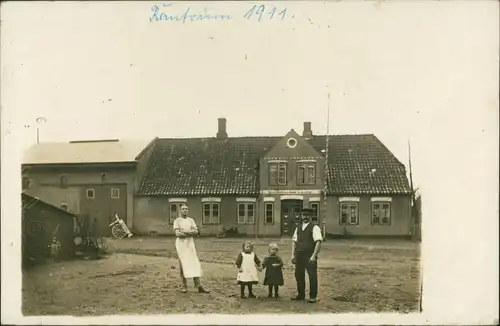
[265, 128, 321, 159]
[259, 125, 325, 191]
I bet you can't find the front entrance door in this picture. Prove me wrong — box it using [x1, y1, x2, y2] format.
[281, 200, 303, 236]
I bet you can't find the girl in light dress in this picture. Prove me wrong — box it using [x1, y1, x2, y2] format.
[235, 240, 262, 298]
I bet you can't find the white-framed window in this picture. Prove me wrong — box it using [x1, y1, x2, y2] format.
[202, 202, 220, 224]
[340, 202, 358, 225]
[86, 188, 95, 199]
[168, 198, 188, 224]
[309, 201, 320, 224]
[372, 202, 391, 225]
[111, 188, 120, 199]
[264, 202, 274, 224]
[237, 202, 255, 224]
[298, 162, 316, 185]
[269, 163, 287, 186]
[169, 202, 183, 224]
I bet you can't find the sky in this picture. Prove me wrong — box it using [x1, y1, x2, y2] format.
[1, 1, 498, 189]
[1, 2, 499, 323]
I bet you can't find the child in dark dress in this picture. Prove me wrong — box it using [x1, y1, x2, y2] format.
[262, 243, 284, 298]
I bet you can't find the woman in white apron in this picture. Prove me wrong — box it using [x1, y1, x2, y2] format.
[173, 204, 209, 293]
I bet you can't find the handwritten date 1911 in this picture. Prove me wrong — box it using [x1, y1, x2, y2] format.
[243, 5, 289, 22]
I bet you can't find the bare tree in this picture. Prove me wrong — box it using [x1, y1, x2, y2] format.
[408, 140, 421, 241]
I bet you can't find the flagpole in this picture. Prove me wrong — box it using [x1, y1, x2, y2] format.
[322, 91, 330, 239]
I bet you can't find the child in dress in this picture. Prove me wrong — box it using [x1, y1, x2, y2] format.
[261, 243, 284, 298]
[235, 240, 262, 298]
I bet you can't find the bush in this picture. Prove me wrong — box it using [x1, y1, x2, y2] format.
[74, 214, 109, 259]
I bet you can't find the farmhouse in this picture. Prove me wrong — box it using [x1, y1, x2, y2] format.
[134, 118, 412, 237]
[22, 138, 154, 236]
[21, 119, 413, 238]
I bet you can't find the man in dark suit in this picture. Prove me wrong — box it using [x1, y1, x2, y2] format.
[291, 207, 323, 303]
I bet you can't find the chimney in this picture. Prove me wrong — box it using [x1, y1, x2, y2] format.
[303, 121, 313, 139]
[217, 118, 228, 139]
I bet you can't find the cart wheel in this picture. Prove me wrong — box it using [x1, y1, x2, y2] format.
[112, 224, 126, 239]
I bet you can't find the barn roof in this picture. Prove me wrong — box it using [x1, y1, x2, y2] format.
[23, 139, 153, 165]
[22, 193, 77, 217]
[138, 134, 411, 196]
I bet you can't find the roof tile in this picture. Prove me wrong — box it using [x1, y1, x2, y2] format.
[139, 135, 412, 196]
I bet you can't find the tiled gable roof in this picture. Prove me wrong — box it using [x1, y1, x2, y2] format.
[139, 137, 278, 196]
[139, 134, 411, 196]
[314, 135, 411, 195]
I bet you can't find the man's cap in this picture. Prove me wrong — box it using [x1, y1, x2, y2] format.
[301, 208, 314, 215]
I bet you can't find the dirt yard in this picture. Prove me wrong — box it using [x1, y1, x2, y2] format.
[22, 237, 421, 315]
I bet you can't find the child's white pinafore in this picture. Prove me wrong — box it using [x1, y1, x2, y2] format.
[237, 252, 259, 283]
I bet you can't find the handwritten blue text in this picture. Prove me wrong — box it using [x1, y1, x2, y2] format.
[150, 4, 232, 23]
[243, 4, 291, 22]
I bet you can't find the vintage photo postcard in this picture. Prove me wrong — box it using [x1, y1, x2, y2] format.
[1, 1, 498, 325]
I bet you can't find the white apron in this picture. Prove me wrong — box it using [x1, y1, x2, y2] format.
[173, 217, 202, 278]
[237, 252, 259, 283]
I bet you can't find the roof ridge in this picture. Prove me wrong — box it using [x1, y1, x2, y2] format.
[69, 139, 119, 143]
[157, 136, 282, 140]
[156, 133, 376, 140]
